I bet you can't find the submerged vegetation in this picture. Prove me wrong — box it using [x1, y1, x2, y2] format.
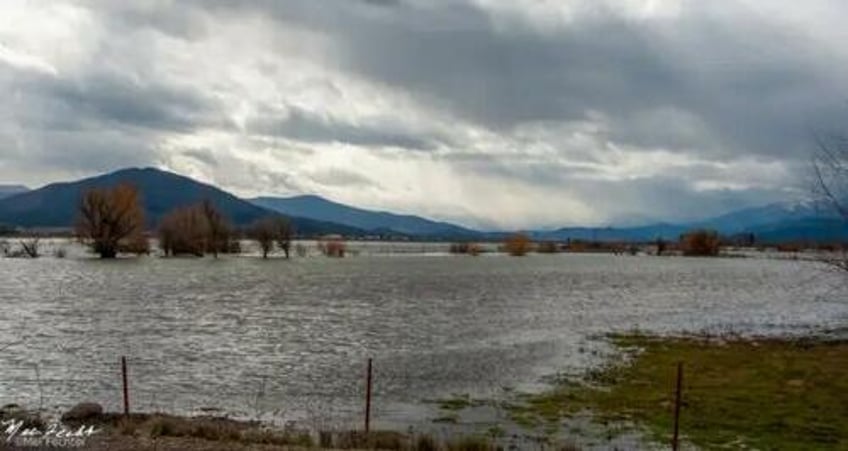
[508, 334, 848, 450]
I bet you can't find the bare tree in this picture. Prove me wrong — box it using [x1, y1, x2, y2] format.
[813, 133, 848, 270]
[246, 215, 294, 259]
[158, 202, 238, 257]
[249, 217, 277, 259]
[158, 206, 209, 257]
[813, 133, 848, 220]
[18, 237, 40, 258]
[76, 184, 146, 258]
[655, 237, 667, 256]
[201, 200, 230, 259]
[275, 217, 293, 259]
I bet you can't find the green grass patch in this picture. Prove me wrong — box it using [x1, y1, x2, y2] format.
[428, 394, 486, 411]
[509, 334, 848, 450]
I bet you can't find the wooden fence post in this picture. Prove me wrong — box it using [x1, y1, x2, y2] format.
[365, 358, 373, 433]
[121, 356, 130, 417]
[672, 361, 683, 451]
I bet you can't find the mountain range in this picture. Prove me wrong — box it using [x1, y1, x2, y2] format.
[0, 168, 364, 236]
[252, 195, 480, 238]
[0, 167, 845, 243]
[0, 185, 29, 199]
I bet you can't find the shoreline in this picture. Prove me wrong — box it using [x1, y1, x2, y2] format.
[5, 332, 847, 449]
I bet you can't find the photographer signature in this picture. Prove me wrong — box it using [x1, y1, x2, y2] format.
[3, 419, 99, 445]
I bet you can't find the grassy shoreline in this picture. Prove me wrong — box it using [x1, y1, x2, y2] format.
[505, 333, 848, 450]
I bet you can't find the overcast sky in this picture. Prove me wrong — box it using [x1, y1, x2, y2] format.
[1, 0, 847, 229]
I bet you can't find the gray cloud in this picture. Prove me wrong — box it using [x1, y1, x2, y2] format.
[202, 0, 845, 160]
[1, 0, 846, 226]
[247, 106, 446, 151]
[308, 168, 380, 189]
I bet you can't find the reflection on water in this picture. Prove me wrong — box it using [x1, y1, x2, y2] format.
[0, 244, 846, 432]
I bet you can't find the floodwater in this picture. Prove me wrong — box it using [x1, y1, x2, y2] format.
[0, 241, 846, 440]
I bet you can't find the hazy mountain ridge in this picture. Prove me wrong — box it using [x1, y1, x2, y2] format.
[251, 195, 480, 238]
[529, 202, 846, 243]
[691, 200, 838, 233]
[253, 194, 847, 243]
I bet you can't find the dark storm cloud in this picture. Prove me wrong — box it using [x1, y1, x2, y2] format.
[0, 127, 155, 176]
[1, 53, 228, 181]
[2, 0, 847, 225]
[43, 72, 226, 133]
[2, 54, 227, 133]
[193, 0, 845, 160]
[247, 106, 445, 151]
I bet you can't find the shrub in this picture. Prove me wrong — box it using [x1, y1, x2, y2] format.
[446, 436, 496, 451]
[18, 237, 40, 258]
[777, 242, 803, 253]
[415, 434, 439, 451]
[503, 233, 532, 256]
[449, 242, 482, 256]
[655, 238, 667, 256]
[318, 235, 347, 257]
[536, 241, 561, 254]
[680, 229, 721, 256]
[295, 243, 308, 258]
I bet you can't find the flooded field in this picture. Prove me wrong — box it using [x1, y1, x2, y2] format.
[0, 242, 846, 438]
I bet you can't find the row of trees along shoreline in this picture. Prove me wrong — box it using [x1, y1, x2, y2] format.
[75, 184, 300, 259]
[0, 184, 807, 259]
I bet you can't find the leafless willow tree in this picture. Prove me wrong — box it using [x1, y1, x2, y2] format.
[248, 216, 293, 259]
[201, 200, 228, 259]
[158, 201, 237, 257]
[158, 205, 210, 257]
[813, 133, 848, 271]
[249, 217, 277, 259]
[275, 217, 293, 259]
[76, 184, 146, 258]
